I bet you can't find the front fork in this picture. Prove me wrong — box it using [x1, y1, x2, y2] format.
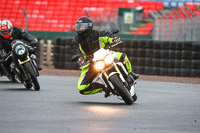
[101, 62, 130, 93]
[10, 56, 31, 81]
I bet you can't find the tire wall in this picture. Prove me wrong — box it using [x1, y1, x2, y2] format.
[54, 38, 200, 77]
[53, 38, 79, 69]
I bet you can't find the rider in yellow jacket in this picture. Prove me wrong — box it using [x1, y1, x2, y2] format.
[71, 17, 139, 97]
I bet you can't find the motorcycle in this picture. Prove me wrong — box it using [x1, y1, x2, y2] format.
[5, 40, 40, 90]
[73, 29, 137, 105]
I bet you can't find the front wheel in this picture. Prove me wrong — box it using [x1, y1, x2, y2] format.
[109, 74, 133, 105]
[132, 93, 137, 102]
[24, 62, 40, 91]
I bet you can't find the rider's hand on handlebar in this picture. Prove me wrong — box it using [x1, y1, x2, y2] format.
[112, 37, 121, 44]
[29, 42, 37, 47]
[28, 46, 35, 54]
[77, 57, 86, 66]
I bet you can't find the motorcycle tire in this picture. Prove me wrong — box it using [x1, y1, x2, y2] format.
[24, 79, 32, 89]
[24, 62, 40, 91]
[132, 93, 137, 102]
[109, 74, 133, 105]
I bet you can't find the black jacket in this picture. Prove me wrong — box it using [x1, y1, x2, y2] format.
[0, 27, 37, 55]
[71, 30, 113, 59]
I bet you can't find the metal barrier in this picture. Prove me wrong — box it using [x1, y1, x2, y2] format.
[151, 7, 200, 41]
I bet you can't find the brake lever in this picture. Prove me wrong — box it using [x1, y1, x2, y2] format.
[111, 41, 123, 47]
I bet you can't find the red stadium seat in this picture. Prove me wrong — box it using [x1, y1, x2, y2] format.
[2, 0, 197, 34]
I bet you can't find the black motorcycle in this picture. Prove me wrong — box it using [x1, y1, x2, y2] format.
[7, 40, 40, 90]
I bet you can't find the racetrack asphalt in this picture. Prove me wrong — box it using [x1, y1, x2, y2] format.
[0, 68, 199, 133]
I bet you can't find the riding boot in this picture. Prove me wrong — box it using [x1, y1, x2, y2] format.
[37, 62, 42, 71]
[102, 86, 110, 98]
[129, 71, 139, 80]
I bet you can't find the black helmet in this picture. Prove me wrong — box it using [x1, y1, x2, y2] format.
[76, 17, 93, 36]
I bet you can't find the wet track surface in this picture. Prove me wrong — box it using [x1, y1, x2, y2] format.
[0, 75, 200, 133]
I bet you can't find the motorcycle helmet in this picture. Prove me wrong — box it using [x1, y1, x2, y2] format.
[0, 20, 13, 39]
[76, 17, 93, 36]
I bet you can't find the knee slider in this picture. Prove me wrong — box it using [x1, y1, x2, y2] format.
[79, 90, 85, 94]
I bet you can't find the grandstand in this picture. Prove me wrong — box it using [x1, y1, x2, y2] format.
[0, 0, 200, 41]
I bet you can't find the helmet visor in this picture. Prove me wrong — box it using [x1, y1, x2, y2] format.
[0, 29, 10, 35]
[76, 23, 89, 32]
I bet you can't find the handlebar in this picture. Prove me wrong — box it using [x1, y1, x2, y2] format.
[84, 40, 123, 62]
[111, 41, 123, 47]
[105, 40, 123, 50]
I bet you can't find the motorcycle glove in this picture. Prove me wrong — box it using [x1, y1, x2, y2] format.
[29, 40, 37, 47]
[77, 56, 86, 66]
[112, 37, 121, 44]
[28, 46, 35, 54]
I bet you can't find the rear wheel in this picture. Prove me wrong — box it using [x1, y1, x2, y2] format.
[109, 74, 133, 105]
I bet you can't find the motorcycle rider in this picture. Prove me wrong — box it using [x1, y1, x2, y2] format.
[0, 20, 42, 80]
[71, 17, 139, 97]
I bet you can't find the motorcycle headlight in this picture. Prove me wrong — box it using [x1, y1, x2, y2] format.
[94, 61, 105, 71]
[104, 55, 114, 64]
[15, 45, 26, 55]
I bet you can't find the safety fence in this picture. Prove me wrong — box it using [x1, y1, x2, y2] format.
[150, 5, 200, 41]
[39, 38, 200, 77]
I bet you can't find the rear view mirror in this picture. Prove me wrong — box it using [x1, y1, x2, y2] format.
[111, 29, 119, 34]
